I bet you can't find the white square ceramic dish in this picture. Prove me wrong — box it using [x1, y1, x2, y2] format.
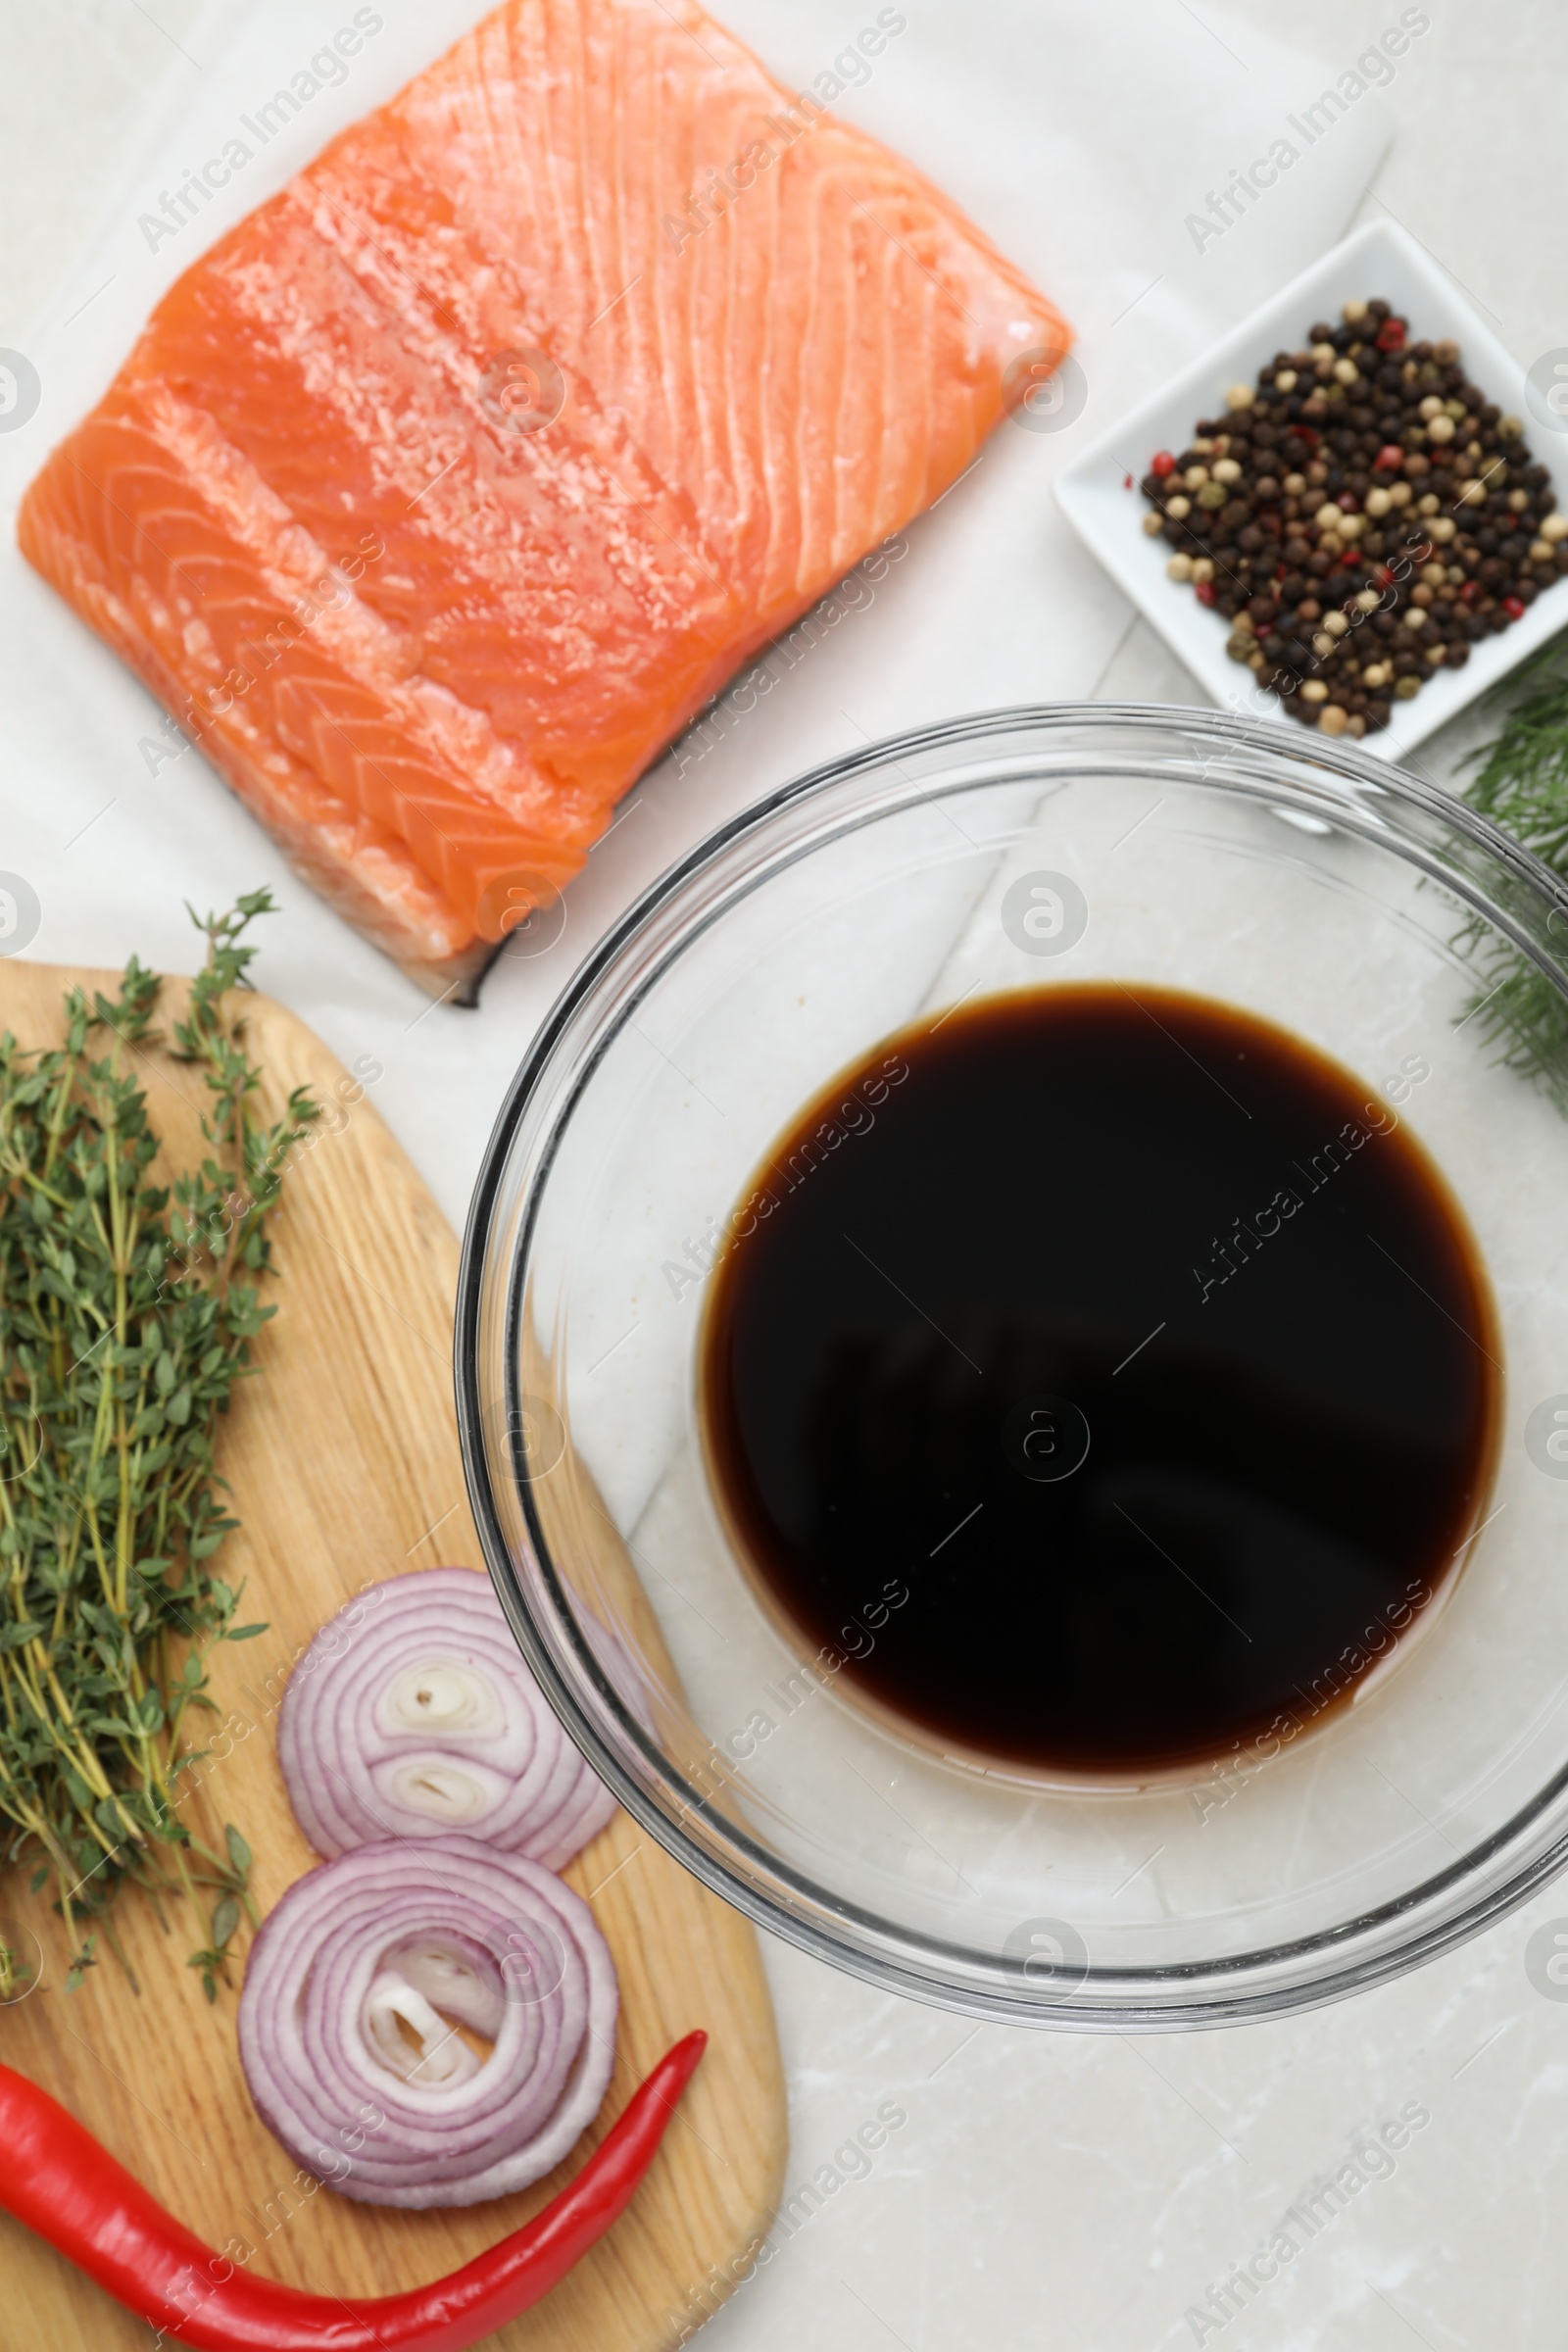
[1055, 218, 1568, 760]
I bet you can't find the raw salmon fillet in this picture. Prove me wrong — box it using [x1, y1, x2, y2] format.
[20, 0, 1068, 998]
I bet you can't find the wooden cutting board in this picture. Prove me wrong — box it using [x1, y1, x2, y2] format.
[0, 960, 786, 2351]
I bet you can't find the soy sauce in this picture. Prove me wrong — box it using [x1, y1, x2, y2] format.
[700, 986, 1499, 1780]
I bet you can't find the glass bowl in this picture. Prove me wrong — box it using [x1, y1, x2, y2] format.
[455, 705, 1568, 2029]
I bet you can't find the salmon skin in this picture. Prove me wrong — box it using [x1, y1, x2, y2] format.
[20, 0, 1069, 999]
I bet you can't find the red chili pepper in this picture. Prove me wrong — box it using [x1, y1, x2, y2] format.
[1375, 318, 1406, 355]
[1151, 450, 1176, 477]
[0, 2032, 705, 2352]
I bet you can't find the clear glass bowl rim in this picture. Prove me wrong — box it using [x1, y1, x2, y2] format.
[455, 701, 1568, 2031]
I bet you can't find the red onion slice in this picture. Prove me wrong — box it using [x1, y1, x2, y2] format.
[237, 1836, 619, 2207]
[277, 1565, 615, 1868]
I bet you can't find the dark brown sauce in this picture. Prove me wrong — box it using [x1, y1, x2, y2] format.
[700, 985, 1500, 1781]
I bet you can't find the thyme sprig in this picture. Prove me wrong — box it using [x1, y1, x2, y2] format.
[0, 1936, 33, 2002]
[0, 893, 316, 1988]
[1457, 628, 1568, 1110]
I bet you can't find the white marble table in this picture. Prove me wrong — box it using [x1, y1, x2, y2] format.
[3, 4, 1567, 2344]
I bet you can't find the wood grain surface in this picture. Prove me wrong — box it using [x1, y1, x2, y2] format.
[0, 959, 786, 2352]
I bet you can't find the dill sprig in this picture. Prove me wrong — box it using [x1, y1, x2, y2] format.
[1456, 629, 1568, 1110]
[0, 893, 316, 1990]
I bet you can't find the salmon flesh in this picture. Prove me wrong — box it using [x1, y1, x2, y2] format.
[19, 0, 1068, 996]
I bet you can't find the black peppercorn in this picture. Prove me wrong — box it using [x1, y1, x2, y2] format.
[1140, 300, 1560, 740]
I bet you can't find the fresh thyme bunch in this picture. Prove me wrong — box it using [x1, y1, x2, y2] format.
[1458, 631, 1568, 1109]
[0, 893, 316, 1992]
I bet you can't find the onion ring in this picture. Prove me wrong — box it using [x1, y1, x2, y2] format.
[237, 1836, 619, 2208]
[277, 1566, 615, 1868]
